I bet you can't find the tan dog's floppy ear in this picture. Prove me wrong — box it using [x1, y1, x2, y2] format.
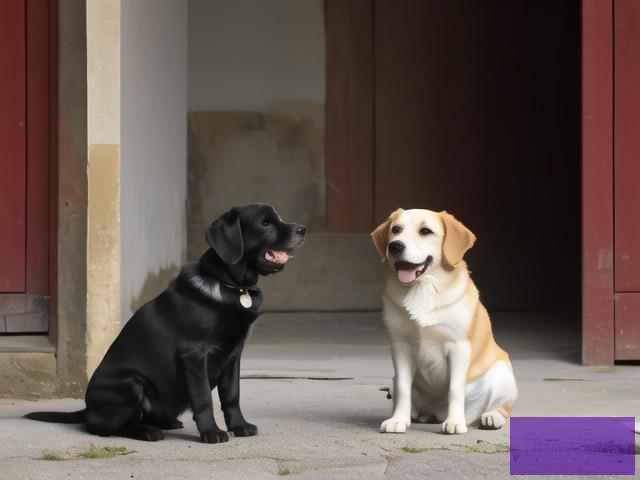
[440, 211, 476, 267]
[371, 208, 404, 258]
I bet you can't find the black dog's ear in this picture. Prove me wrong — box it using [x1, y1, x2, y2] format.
[206, 209, 244, 265]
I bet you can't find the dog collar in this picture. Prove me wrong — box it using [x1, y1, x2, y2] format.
[219, 281, 259, 309]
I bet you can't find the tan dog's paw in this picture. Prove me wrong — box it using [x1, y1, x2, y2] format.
[380, 417, 410, 433]
[441, 417, 467, 434]
[479, 410, 506, 430]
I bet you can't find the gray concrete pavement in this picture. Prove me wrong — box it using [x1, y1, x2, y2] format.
[0, 312, 638, 479]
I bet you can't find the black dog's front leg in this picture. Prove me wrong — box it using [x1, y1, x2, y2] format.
[218, 352, 257, 437]
[178, 349, 229, 443]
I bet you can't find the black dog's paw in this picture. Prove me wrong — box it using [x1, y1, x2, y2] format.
[121, 424, 164, 441]
[165, 419, 184, 430]
[200, 430, 229, 444]
[229, 423, 258, 437]
[143, 426, 165, 441]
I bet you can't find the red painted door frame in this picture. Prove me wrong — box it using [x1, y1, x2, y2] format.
[582, 0, 614, 365]
[0, 0, 57, 334]
[582, 0, 640, 364]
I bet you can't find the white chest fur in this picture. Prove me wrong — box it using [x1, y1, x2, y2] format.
[383, 271, 475, 335]
[382, 272, 477, 394]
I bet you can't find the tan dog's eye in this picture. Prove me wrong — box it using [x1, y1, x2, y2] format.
[419, 227, 432, 236]
[391, 225, 402, 235]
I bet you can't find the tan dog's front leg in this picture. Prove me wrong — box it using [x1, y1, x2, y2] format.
[380, 339, 415, 433]
[442, 340, 471, 434]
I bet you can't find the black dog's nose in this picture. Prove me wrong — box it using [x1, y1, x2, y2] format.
[388, 241, 404, 256]
[296, 226, 306, 236]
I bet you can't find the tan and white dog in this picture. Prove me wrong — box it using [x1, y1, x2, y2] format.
[372, 208, 517, 435]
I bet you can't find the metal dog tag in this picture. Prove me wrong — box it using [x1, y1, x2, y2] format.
[239, 291, 252, 309]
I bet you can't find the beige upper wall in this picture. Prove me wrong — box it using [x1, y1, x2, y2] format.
[188, 0, 325, 113]
[87, 1, 120, 145]
[120, 0, 188, 322]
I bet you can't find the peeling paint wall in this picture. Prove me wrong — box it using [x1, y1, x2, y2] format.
[120, 1, 188, 322]
[188, 109, 325, 256]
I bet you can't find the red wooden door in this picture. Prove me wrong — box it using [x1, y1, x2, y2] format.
[614, 0, 640, 360]
[0, 1, 27, 292]
[0, 0, 54, 333]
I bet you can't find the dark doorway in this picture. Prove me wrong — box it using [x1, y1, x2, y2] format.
[327, 0, 582, 313]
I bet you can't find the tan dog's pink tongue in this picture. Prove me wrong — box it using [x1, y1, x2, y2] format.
[396, 267, 418, 284]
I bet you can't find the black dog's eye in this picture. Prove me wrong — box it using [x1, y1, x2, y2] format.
[419, 227, 432, 236]
[262, 219, 271, 227]
[391, 225, 402, 234]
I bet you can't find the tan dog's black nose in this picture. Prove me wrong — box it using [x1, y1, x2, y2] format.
[388, 241, 404, 256]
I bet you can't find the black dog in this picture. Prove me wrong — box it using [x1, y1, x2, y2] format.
[27, 204, 305, 443]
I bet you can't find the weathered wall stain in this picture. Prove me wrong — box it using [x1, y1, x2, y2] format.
[86, 143, 121, 377]
[187, 107, 325, 261]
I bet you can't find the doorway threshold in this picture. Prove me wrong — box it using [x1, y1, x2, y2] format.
[0, 335, 54, 353]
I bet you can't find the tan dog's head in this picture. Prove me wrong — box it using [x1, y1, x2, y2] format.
[371, 208, 476, 285]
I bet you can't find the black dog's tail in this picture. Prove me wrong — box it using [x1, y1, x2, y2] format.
[25, 409, 86, 424]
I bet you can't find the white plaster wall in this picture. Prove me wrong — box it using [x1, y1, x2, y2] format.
[120, 1, 188, 322]
[188, 0, 325, 113]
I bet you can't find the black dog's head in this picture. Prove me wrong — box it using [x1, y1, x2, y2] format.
[203, 204, 306, 285]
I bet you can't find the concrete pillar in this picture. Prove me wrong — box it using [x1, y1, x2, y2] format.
[85, 0, 122, 377]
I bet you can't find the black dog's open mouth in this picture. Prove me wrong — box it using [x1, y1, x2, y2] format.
[394, 256, 433, 285]
[264, 250, 292, 265]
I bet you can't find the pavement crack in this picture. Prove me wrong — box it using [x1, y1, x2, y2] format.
[241, 375, 353, 381]
[382, 453, 396, 476]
